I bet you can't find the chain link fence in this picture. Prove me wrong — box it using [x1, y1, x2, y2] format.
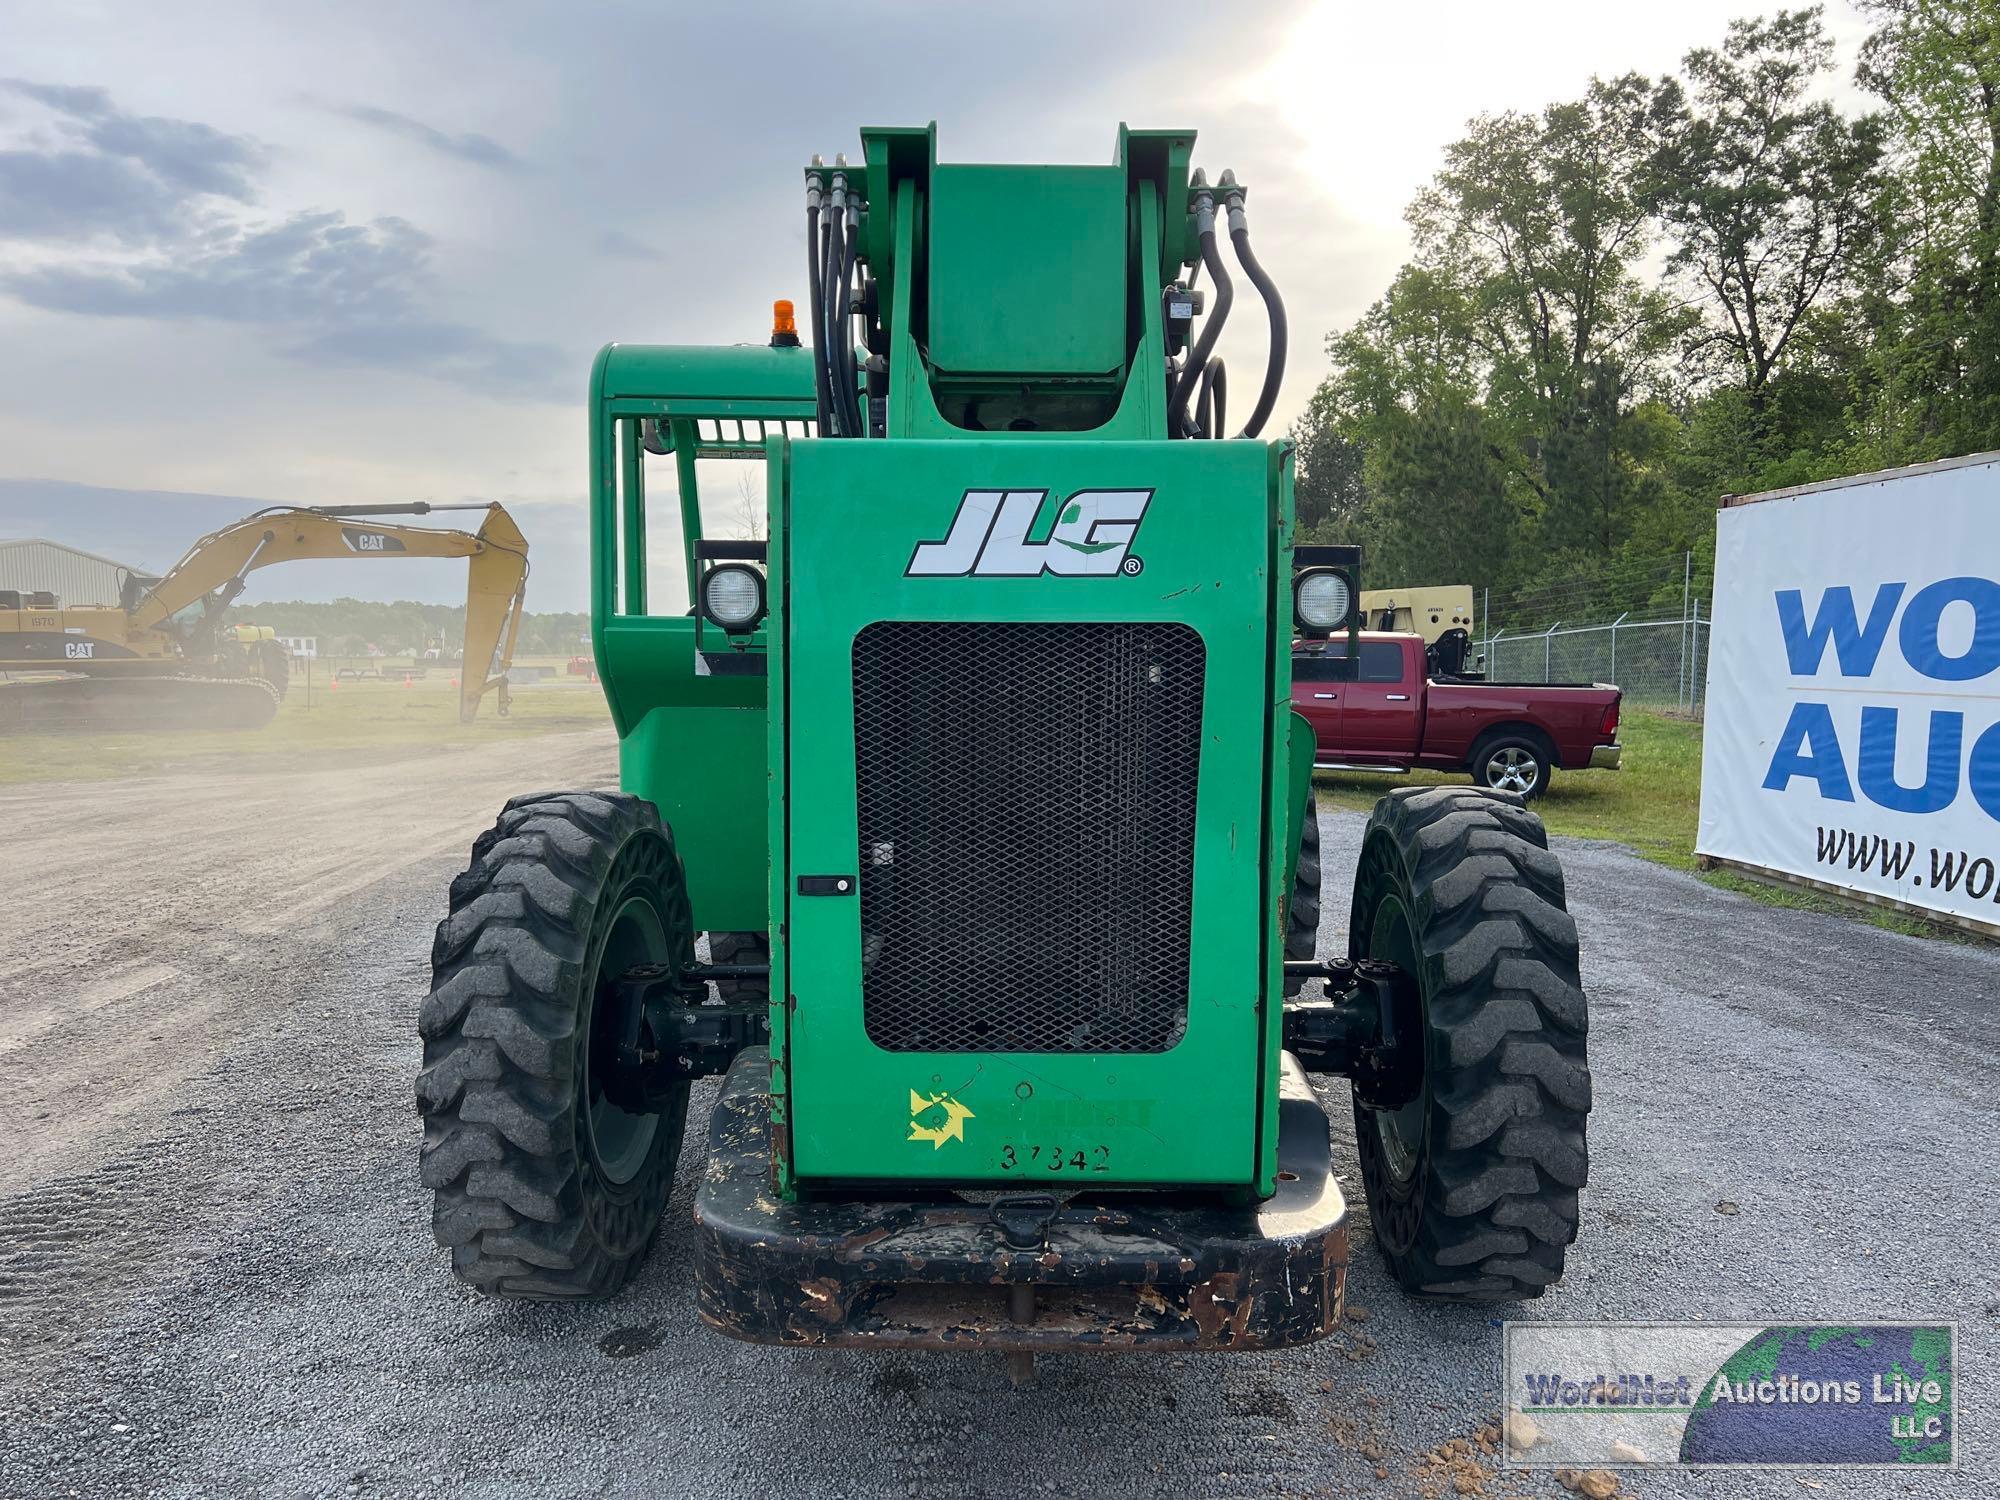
[1482, 609, 1709, 710]
[1472, 552, 1711, 714]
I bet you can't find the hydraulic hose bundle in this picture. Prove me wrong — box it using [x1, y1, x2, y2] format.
[805, 173, 833, 433]
[806, 158, 869, 437]
[1170, 173, 1234, 438]
[1172, 169, 1287, 440]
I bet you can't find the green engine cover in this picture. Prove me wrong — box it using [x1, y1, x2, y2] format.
[770, 438, 1287, 1189]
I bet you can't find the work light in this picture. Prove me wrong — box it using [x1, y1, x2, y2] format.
[1294, 568, 1353, 632]
[701, 563, 766, 631]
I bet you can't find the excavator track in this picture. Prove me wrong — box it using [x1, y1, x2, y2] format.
[0, 674, 283, 735]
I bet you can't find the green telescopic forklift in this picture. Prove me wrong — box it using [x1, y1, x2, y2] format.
[417, 125, 1590, 1377]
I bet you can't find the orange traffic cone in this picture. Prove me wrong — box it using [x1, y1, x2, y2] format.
[403, 672, 413, 687]
[330, 675, 339, 692]
[450, 675, 459, 689]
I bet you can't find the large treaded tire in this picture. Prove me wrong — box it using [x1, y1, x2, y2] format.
[1283, 788, 1322, 997]
[706, 930, 770, 1003]
[1346, 786, 1590, 1301]
[417, 790, 693, 1300]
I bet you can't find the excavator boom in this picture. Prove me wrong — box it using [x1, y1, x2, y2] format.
[1, 502, 530, 729]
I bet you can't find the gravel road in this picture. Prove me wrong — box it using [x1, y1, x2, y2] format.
[2, 738, 1994, 1498]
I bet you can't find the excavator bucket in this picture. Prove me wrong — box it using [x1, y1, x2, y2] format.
[459, 505, 530, 722]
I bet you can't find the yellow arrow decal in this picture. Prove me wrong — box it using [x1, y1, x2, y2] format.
[907, 1087, 974, 1148]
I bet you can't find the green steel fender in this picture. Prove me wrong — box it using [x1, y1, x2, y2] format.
[602, 616, 769, 936]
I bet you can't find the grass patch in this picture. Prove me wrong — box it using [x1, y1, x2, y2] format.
[1311, 707, 1973, 942]
[1696, 866, 1972, 943]
[0, 666, 610, 786]
[1311, 709, 1705, 865]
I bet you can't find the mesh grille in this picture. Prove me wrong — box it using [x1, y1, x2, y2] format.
[852, 620, 1203, 1054]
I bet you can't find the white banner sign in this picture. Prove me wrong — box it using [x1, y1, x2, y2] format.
[1698, 456, 2000, 930]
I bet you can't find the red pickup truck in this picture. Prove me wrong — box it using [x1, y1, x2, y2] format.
[1293, 633, 1621, 800]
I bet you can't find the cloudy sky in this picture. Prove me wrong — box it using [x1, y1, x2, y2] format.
[2, 0, 1869, 609]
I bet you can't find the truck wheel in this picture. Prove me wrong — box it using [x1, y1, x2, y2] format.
[418, 791, 694, 1300]
[1347, 786, 1589, 1301]
[707, 930, 770, 1002]
[1469, 731, 1553, 802]
[1284, 788, 1321, 996]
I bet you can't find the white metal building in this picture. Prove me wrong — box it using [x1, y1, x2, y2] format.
[0, 539, 144, 606]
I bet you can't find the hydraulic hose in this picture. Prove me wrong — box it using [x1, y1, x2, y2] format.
[1227, 190, 1287, 439]
[819, 212, 840, 434]
[1170, 181, 1233, 437]
[1197, 357, 1227, 440]
[838, 196, 865, 436]
[825, 173, 867, 437]
[822, 180, 848, 435]
[806, 189, 832, 435]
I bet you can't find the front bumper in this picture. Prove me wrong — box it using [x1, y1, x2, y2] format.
[1589, 742, 1623, 770]
[692, 1048, 1349, 1352]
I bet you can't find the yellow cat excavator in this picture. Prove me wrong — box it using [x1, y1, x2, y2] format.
[0, 503, 528, 732]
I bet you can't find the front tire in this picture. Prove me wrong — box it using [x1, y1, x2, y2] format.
[1347, 786, 1590, 1300]
[1284, 788, 1322, 996]
[418, 791, 693, 1299]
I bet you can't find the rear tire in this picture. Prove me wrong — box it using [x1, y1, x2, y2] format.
[1347, 786, 1589, 1301]
[706, 930, 770, 1003]
[1469, 731, 1553, 802]
[1283, 788, 1321, 996]
[417, 791, 693, 1299]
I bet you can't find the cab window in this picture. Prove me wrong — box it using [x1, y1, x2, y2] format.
[1293, 653, 1351, 683]
[1294, 641, 1405, 684]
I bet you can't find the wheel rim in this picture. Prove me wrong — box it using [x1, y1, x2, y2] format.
[1485, 746, 1539, 795]
[584, 893, 668, 1188]
[1367, 894, 1428, 1187]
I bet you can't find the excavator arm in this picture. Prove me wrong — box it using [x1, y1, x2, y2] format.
[130, 503, 530, 722]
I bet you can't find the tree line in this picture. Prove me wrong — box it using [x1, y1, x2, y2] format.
[223, 598, 590, 659]
[1293, 2, 1997, 616]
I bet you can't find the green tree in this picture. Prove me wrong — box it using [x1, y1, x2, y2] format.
[1309, 78, 1688, 584]
[1305, 263, 1489, 570]
[1290, 3, 1972, 611]
[1361, 400, 1518, 589]
[1537, 360, 1669, 560]
[1652, 8, 1886, 437]
[1290, 390, 1372, 538]
[1408, 73, 1686, 538]
[1858, 0, 2000, 449]
[225, 599, 590, 660]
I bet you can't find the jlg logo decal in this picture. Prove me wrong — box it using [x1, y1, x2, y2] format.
[905, 489, 1151, 577]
